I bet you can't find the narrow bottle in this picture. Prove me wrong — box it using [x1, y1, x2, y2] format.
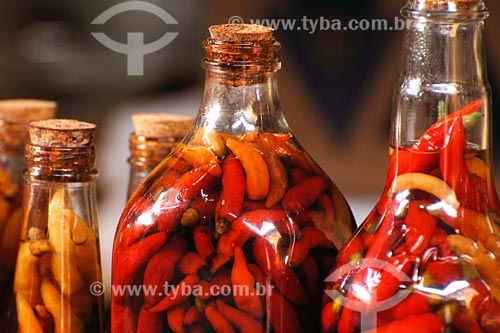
[12, 119, 105, 332]
[323, 1, 500, 332]
[112, 24, 355, 333]
[0, 99, 57, 331]
[127, 113, 193, 198]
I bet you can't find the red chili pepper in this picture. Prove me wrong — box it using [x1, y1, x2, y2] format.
[428, 227, 454, 257]
[205, 302, 237, 333]
[378, 292, 431, 322]
[283, 175, 330, 213]
[185, 189, 219, 225]
[413, 99, 483, 152]
[197, 268, 232, 301]
[178, 252, 207, 275]
[321, 302, 339, 333]
[142, 234, 187, 307]
[404, 201, 437, 255]
[469, 279, 500, 333]
[159, 169, 181, 188]
[184, 305, 203, 325]
[211, 209, 291, 273]
[118, 197, 156, 248]
[137, 308, 165, 333]
[335, 236, 364, 266]
[425, 261, 462, 287]
[253, 236, 309, 306]
[248, 263, 302, 333]
[363, 313, 444, 333]
[157, 168, 219, 233]
[215, 299, 266, 333]
[216, 155, 245, 222]
[149, 274, 200, 312]
[264, 152, 289, 208]
[111, 302, 139, 332]
[289, 226, 333, 266]
[231, 246, 264, 318]
[185, 323, 207, 333]
[383, 149, 439, 190]
[113, 232, 168, 303]
[290, 167, 311, 184]
[440, 118, 487, 212]
[167, 304, 188, 333]
[194, 225, 216, 259]
[297, 255, 321, 299]
[255, 134, 313, 172]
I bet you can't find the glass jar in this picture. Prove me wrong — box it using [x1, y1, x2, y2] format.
[12, 119, 105, 332]
[323, 1, 500, 333]
[112, 24, 355, 333]
[127, 113, 193, 199]
[0, 99, 57, 331]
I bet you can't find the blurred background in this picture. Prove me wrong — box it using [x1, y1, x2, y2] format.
[0, 0, 499, 303]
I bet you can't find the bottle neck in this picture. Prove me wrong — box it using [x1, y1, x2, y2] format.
[196, 66, 289, 136]
[392, 3, 491, 149]
[24, 143, 98, 183]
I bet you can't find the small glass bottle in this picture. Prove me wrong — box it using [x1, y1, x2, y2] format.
[0, 99, 57, 331]
[127, 113, 193, 198]
[112, 24, 355, 333]
[12, 119, 105, 332]
[323, 1, 500, 333]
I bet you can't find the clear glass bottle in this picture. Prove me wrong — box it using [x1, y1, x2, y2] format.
[0, 99, 57, 331]
[323, 1, 500, 333]
[112, 24, 355, 333]
[12, 119, 105, 332]
[127, 113, 193, 199]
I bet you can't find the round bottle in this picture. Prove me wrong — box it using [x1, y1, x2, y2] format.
[112, 24, 355, 333]
[127, 113, 193, 199]
[12, 119, 105, 332]
[323, 1, 500, 333]
[0, 99, 57, 331]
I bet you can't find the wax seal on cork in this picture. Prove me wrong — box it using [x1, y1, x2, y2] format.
[28, 119, 96, 147]
[208, 24, 274, 43]
[0, 99, 57, 122]
[132, 113, 193, 138]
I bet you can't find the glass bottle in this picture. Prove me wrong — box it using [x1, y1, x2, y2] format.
[0, 99, 57, 331]
[112, 24, 355, 333]
[12, 119, 105, 332]
[323, 1, 500, 333]
[127, 113, 193, 198]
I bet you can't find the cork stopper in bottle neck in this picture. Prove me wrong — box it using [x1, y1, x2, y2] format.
[203, 24, 281, 85]
[132, 113, 193, 139]
[0, 99, 57, 123]
[28, 119, 96, 147]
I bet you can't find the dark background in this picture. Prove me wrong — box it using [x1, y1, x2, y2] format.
[1, 0, 498, 298]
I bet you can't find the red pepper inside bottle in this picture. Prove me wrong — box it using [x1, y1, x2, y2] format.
[111, 24, 356, 333]
[323, 1, 500, 332]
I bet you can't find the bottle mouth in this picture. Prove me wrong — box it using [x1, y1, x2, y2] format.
[402, 0, 489, 20]
[202, 24, 282, 79]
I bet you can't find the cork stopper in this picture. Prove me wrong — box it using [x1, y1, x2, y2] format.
[208, 24, 274, 43]
[28, 119, 96, 147]
[132, 113, 193, 138]
[0, 99, 57, 122]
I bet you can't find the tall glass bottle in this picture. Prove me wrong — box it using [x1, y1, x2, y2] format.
[127, 113, 193, 198]
[0, 99, 57, 331]
[112, 24, 355, 333]
[12, 119, 105, 332]
[323, 1, 500, 333]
